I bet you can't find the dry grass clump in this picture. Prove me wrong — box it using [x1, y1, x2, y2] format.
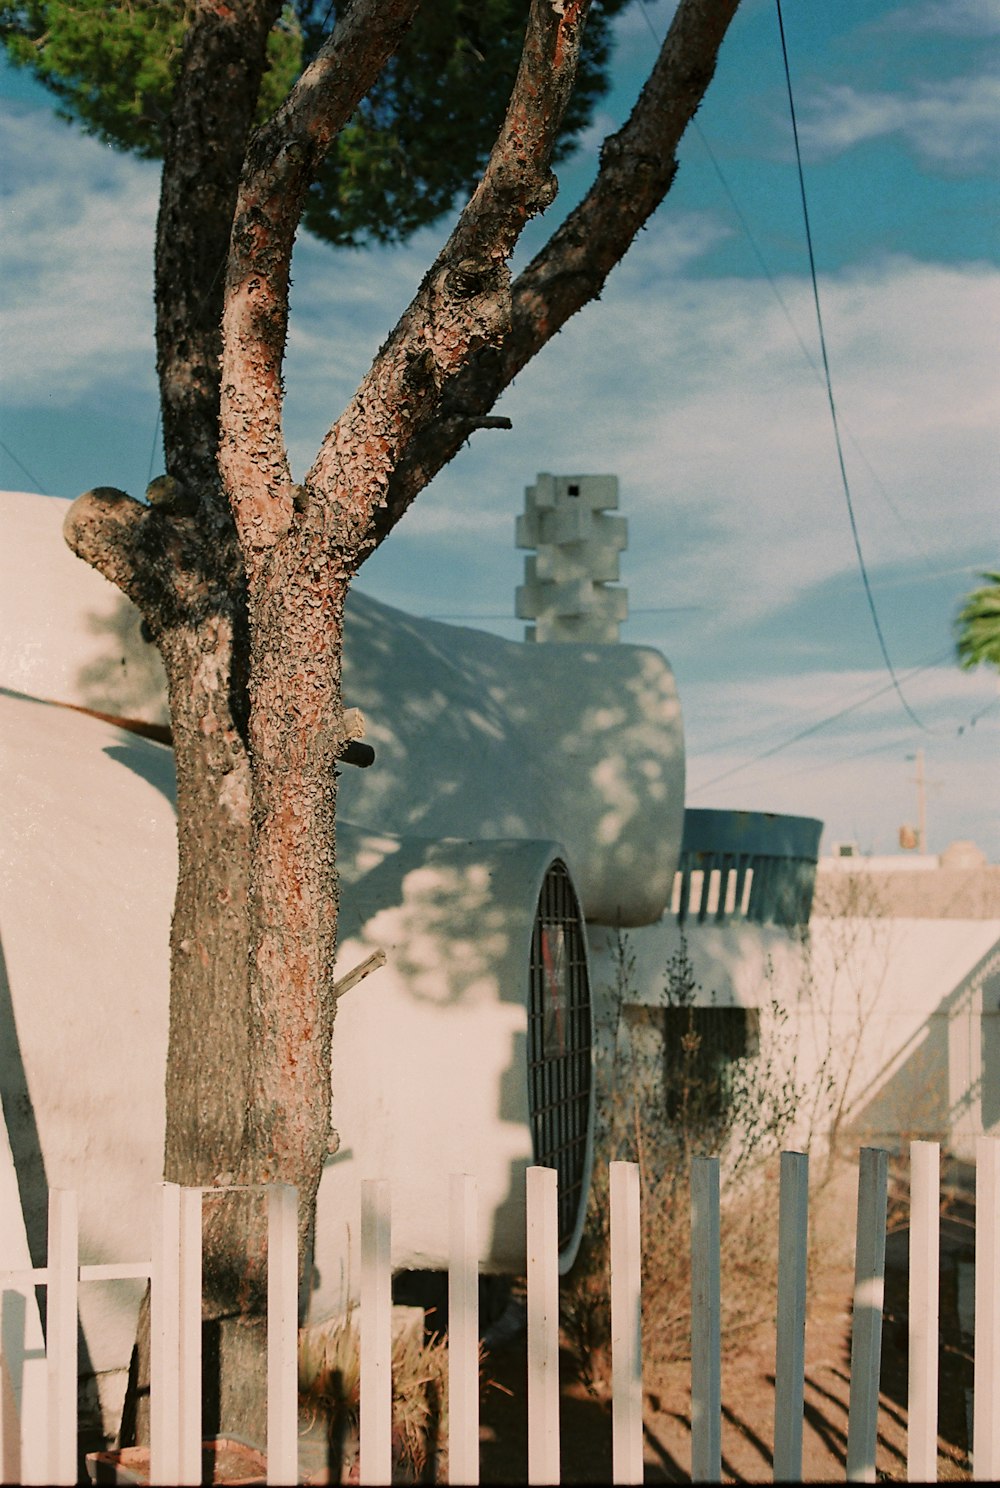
[299, 1311, 452, 1482]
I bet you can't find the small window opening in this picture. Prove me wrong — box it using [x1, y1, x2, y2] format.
[623, 1004, 760, 1121]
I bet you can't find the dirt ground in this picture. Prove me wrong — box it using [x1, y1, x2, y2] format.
[476, 1161, 975, 1484]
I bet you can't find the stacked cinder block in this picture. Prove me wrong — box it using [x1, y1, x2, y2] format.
[515, 472, 628, 642]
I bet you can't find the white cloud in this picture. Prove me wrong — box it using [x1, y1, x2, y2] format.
[5, 88, 994, 657]
[796, 75, 1000, 172]
[2, 65, 997, 860]
[889, 0, 1000, 38]
[451, 251, 1000, 632]
[0, 107, 158, 403]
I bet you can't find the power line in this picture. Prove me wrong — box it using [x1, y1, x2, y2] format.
[687, 649, 952, 795]
[146, 406, 162, 486]
[690, 649, 953, 762]
[418, 604, 700, 621]
[0, 439, 47, 495]
[775, 0, 931, 734]
[636, 3, 947, 707]
[690, 122, 942, 581]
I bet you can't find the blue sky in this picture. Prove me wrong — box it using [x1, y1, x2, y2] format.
[2, 0, 998, 858]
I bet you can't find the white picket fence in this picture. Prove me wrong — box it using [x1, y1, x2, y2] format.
[1, 1139, 998, 1485]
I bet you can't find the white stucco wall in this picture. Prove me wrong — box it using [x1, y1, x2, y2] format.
[0, 490, 685, 927]
[0, 486, 681, 1428]
[0, 491, 171, 726]
[587, 909, 1000, 1163]
[0, 694, 173, 1430]
[800, 914, 1000, 1160]
[0, 690, 595, 1423]
[0, 1113, 48, 1484]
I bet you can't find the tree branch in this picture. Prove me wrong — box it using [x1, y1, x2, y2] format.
[304, 0, 592, 546]
[156, 0, 283, 499]
[367, 0, 742, 548]
[510, 0, 742, 360]
[218, 0, 423, 552]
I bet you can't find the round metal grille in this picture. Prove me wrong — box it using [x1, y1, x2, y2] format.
[527, 859, 592, 1252]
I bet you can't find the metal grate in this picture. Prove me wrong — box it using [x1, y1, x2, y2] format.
[527, 859, 592, 1250]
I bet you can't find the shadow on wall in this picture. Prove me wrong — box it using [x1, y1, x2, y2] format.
[316, 831, 590, 1288]
[0, 929, 106, 1454]
[335, 591, 684, 927]
[74, 588, 685, 927]
[847, 937, 1000, 1156]
[336, 829, 534, 1009]
[0, 933, 48, 1285]
[76, 604, 169, 728]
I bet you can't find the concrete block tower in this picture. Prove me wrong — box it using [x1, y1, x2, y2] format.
[515, 472, 628, 642]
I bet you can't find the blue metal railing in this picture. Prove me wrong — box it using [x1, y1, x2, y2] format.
[675, 809, 823, 930]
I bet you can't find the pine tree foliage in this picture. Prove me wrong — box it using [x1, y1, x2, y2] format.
[1, 0, 631, 245]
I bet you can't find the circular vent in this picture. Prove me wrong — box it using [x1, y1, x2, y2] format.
[527, 858, 593, 1258]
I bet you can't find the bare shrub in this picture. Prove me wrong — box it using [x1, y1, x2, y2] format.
[299, 1311, 453, 1483]
[561, 934, 803, 1393]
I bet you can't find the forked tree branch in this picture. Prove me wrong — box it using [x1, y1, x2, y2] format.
[304, 0, 593, 544]
[367, 0, 742, 548]
[218, 0, 423, 552]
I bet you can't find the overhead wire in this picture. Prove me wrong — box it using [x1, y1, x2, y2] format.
[687, 649, 953, 795]
[418, 604, 701, 620]
[628, 5, 994, 792]
[146, 405, 162, 487]
[0, 439, 48, 495]
[634, 1, 946, 742]
[774, 0, 932, 734]
[690, 122, 942, 580]
[688, 649, 953, 762]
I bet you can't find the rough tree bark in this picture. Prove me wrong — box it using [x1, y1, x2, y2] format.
[62, 0, 742, 1444]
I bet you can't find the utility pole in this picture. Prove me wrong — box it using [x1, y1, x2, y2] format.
[912, 748, 927, 852]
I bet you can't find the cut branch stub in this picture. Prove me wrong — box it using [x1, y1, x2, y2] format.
[332, 948, 387, 1001]
[63, 487, 149, 600]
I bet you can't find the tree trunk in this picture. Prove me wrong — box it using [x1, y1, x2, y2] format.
[239, 524, 348, 1226]
[117, 559, 268, 1445]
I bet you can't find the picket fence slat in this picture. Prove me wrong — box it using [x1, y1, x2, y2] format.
[908, 1140, 940, 1482]
[847, 1147, 888, 1483]
[773, 1150, 808, 1482]
[78, 1262, 151, 1282]
[690, 1155, 721, 1484]
[150, 1181, 182, 1486]
[448, 1173, 479, 1486]
[268, 1183, 299, 1487]
[610, 1160, 643, 1485]
[974, 1136, 1000, 1480]
[360, 1178, 392, 1486]
[526, 1164, 560, 1486]
[46, 1190, 77, 1487]
[178, 1186, 202, 1486]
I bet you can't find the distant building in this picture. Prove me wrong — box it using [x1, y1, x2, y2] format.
[817, 839, 1000, 918]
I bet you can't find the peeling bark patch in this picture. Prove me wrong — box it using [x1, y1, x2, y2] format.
[553, 0, 586, 70]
